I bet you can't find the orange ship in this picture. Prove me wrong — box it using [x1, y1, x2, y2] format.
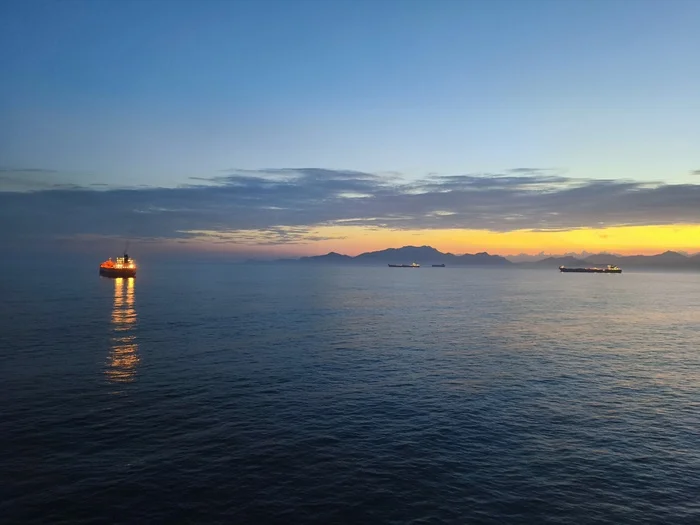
[100, 252, 137, 278]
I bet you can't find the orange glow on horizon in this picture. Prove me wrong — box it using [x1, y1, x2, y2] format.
[177, 224, 700, 257]
[336, 224, 700, 256]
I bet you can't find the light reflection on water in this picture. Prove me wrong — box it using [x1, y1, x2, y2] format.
[3, 266, 700, 523]
[106, 277, 138, 384]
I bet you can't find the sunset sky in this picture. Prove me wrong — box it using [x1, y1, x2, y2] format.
[2, 0, 699, 257]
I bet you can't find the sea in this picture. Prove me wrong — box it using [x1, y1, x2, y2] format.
[1, 261, 699, 524]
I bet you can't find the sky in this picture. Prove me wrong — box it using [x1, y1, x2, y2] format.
[1, 0, 700, 257]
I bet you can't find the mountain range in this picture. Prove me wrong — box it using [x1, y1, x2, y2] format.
[525, 251, 700, 270]
[271, 246, 700, 270]
[293, 245, 511, 266]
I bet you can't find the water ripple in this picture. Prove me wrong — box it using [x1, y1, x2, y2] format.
[1, 266, 700, 523]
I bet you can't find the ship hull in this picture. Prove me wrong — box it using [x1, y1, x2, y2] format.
[99, 267, 137, 278]
[560, 268, 621, 274]
[388, 264, 420, 268]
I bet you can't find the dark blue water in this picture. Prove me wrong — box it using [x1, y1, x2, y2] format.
[2, 262, 699, 524]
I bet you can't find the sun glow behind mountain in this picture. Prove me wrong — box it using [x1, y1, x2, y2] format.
[178, 224, 700, 258]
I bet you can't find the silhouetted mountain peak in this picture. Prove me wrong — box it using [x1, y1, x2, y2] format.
[520, 250, 700, 270]
[656, 250, 686, 259]
[282, 245, 511, 266]
[298, 251, 353, 263]
[356, 245, 443, 259]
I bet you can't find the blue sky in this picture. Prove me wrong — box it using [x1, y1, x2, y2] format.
[2, 0, 699, 188]
[2, 0, 700, 258]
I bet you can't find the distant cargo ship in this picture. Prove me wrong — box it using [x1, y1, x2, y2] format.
[432, 264, 445, 267]
[388, 262, 420, 268]
[100, 252, 137, 278]
[559, 265, 621, 274]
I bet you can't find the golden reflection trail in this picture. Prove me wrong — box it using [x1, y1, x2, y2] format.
[107, 277, 139, 383]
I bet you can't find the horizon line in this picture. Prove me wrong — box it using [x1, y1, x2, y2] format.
[242, 245, 700, 262]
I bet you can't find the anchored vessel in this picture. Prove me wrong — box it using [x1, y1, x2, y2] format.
[432, 264, 446, 267]
[100, 252, 137, 278]
[559, 264, 621, 274]
[388, 262, 420, 268]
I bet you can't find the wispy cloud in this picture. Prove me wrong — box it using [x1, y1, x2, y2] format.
[0, 167, 58, 174]
[0, 167, 64, 191]
[183, 226, 348, 246]
[2, 168, 700, 246]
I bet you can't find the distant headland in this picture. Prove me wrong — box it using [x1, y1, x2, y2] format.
[249, 245, 700, 270]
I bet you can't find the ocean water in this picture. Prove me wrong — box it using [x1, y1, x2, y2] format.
[1, 262, 699, 524]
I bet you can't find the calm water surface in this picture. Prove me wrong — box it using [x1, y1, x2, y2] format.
[2, 263, 699, 524]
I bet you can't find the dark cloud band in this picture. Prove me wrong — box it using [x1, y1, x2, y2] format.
[2, 168, 699, 244]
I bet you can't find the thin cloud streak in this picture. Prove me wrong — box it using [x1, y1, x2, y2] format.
[0, 167, 59, 174]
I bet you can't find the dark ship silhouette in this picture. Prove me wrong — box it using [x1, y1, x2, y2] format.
[559, 264, 621, 274]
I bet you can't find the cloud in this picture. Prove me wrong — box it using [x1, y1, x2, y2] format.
[691, 169, 700, 176]
[2, 167, 700, 247]
[507, 167, 547, 174]
[184, 226, 348, 246]
[0, 167, 74, 192]
[0, 167, 58, 174]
